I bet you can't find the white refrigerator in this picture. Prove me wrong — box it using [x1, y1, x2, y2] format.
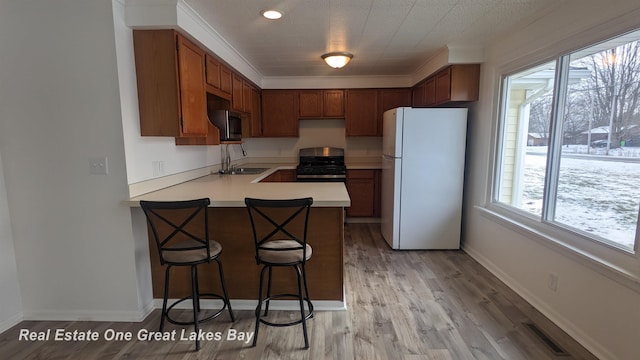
[381, 107, 468, 250]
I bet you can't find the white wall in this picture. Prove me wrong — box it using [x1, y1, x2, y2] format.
[0, 0, 149, 321]
[0, 152, 23, 332]
[115, 0, 225, 186]
[463, 1, 640, 359]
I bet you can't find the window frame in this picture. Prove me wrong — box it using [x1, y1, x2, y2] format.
[484, 30, 640, 289]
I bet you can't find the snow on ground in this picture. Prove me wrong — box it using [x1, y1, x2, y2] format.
[520, 146, 639, 250]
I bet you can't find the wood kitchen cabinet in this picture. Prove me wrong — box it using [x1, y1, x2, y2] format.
[345, 89, 379, 136]
[412, 77, 436, 107]
[205, 54, 232, 100]
[436, 64, 480, 103]
[260, 169, 297, 182]
[298, 90, 344, 118]
[261, 90, 299, 137]
[346, 169, 381, 217]
[413, 64, 480, 107]
[231, 73, 244, 112]
[245, 86, 262, 137]
[379, 88, 412, 133]
[133, 30, 208, 137]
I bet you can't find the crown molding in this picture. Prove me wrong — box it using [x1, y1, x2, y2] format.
[123, 1, 483, 89]
[124, 0, 262, 85]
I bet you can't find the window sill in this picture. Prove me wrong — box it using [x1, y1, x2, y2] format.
[475, 205, 640, 294]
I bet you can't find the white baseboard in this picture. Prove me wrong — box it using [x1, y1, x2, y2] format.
[10, 297, 343, 326]
[0, 312, 23, 334]
[153, 298, 347, 311]
[21, 306, 153, 323]
[463, 244, 616, 360]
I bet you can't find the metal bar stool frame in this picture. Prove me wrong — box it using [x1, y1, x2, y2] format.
[245, 197, 315, 349]
[140, 198, 235, 351]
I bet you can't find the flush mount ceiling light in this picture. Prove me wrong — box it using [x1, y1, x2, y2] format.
[321, 52, 353, 69]
[261, 9, 283, 20]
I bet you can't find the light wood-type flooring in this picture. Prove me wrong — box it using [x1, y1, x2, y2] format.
[1, 224, 597, 359]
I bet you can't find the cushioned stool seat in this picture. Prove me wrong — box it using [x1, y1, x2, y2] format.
[245, 197, 315, 349]
[140, 198, 235, 351]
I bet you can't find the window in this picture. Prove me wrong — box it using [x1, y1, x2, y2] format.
[495, 29, 640, 253]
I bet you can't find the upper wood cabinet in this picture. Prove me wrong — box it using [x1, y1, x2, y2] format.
[345, 89, 379, 136]
[323, 90, 345, 117]
[205, 54, 232, 100]
[231, 73, 244, 112]
[298, 90, 344, 118]
[133, 30, 207, 137]
[412, 64, 480, 107]
[377, 88, 412, 136]
[261, 90, 299, 137]
[241, 86, 262, 138]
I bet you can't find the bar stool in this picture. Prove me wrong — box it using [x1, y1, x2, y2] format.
[140, 198, 235, 351]
[244, 197, 314, 349]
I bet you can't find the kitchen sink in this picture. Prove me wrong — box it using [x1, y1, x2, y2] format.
[228, 167, 270, 175]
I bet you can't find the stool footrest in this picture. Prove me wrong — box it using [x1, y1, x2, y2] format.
[165, 293, 230, 326]
[255, 293, 314, 327]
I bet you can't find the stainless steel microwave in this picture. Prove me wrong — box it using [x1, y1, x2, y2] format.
[209, 110, 242, 141]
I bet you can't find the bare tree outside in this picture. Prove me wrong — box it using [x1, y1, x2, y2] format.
[566, 40, 640, 148]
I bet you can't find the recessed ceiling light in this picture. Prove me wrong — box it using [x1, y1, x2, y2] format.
[262, 9, 283, 20]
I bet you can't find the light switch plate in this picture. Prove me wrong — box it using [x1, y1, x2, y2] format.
[89, 157, 109, 175]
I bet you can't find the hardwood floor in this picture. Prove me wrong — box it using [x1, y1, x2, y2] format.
[1, 224, 597, 359]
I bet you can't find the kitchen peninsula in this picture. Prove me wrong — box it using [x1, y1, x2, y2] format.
[127, 165, 350, 306]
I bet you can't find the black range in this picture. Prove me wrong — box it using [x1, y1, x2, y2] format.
[296, 147, 347, 182]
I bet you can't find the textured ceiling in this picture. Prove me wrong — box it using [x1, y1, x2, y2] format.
[184, 0, 559, 77]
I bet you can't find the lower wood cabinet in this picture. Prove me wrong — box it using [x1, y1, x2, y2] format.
[260, 169, 297, 182]
[346, 169, 381, 217]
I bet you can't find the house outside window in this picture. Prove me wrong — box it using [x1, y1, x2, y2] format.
[494, 29, 640, 253]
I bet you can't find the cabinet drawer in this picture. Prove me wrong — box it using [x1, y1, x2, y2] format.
[347, 169, 375, 179]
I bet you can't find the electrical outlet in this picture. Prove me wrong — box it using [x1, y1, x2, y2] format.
[89, 157, 108, 175]
[547, 273, 559, 292]
[152, 161, 165, 177]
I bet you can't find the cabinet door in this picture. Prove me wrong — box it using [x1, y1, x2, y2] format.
[412, 81, 426, 107]
[424, 77, 436, 106]
[249, 87, 262, 137]
[345, 89, 378, 136]
[299, 90, 322, 118]
[231, 73, 244, 112]
[176, 34, 207, 136]
[323, 90, 344, 117]
[380, 88, 411, 135]
[299, 89, 344, 118]
[205, 55, 221, 89]
[346, 170, 376, 217]
[205, 54, 232, 99]
[219, 65, 232, 95]
[381, 88, 411, 113]
[261, 90, 298, 137]
[449, 64, 480, 102]
[435, 67, 452, 104]
[243, 81, 252, 113]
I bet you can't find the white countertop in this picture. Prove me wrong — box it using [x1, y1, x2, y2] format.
[126, 164, 351, 207]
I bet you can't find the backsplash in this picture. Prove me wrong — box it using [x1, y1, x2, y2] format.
[242, 119, 382, 159]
